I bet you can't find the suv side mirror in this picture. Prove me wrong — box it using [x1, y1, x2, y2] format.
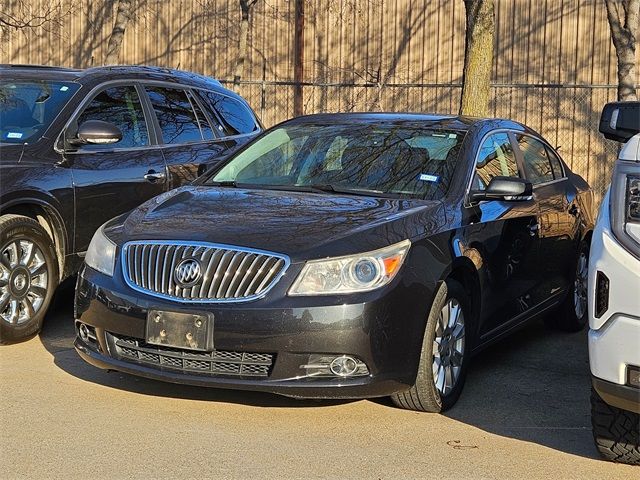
[69, 120, 122, 146]
[599, 101, 640, 142]
[469, 176, 533, 204]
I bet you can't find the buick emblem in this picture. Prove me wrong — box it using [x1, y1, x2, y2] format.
[174, 258, 202, 287]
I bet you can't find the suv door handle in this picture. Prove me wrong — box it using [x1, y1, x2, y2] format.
[144, 170, 166, 183]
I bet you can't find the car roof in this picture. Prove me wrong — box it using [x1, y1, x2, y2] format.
[0, 64, 226, 92]
[280, 112, 532, 133]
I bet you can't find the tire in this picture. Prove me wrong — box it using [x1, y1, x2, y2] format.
[391, 279, 471, 412]
[591, 386, 640, 465]
[549, 239, 590, 332]
[0, 214, 58, 344]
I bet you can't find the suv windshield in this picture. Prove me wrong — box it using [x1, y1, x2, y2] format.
[209, 124, 466, 200]
[0, 80, 79, 144]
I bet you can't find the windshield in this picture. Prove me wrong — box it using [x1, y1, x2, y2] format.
[0, 80, 79, 144]
[209, 124, 466, 200]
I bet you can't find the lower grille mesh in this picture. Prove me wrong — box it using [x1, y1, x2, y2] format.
[108, 333, 274, 377]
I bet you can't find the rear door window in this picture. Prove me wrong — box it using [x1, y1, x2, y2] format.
[515, 134, 555, 185]
[473, 132, 520, 190]
[199, 91, 258, 136]
[187, 91, 215, 141]
[545, 146, 565, 179]
[145, 86, 203, 144]
[76, 85, 149, 150]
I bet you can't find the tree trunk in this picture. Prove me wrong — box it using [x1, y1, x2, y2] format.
[605, 0, 639, 101]
[104, 0, 133, 65]
[293, 0, 304, 116]
[459, 0, 495, 117]
[234, 0, 257, 87]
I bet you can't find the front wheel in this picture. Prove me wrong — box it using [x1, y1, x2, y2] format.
[391, 279, 470, 412]
[591, 386, 640, 465]
[0, 214, 58, 344]
[549, 239, 590, 332]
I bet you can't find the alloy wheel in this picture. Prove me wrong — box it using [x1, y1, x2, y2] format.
[573, 251, 588, 319]
[0, 239, 48, 325]
[432, 298, 465, 396]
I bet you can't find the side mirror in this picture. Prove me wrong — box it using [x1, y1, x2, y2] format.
[69, 120, 122, 146]
[599, 101, 640, 143]
[469, 176, 533, 204]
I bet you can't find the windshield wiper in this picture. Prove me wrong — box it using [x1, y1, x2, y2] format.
[209, 180, 239, 187]
[208, 181, 389, 198]
[303, 184, 388, 197]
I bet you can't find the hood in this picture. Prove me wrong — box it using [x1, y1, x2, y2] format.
[112, 186, 445, 261]
[0, 143, 25, 165]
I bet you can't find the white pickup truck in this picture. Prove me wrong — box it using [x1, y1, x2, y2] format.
[589, 101, 640, 465]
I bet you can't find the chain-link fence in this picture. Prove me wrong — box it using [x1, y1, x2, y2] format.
[223, 80, 624, 202]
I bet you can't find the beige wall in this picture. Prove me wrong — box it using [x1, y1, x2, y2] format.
[2, 0, 638, 198]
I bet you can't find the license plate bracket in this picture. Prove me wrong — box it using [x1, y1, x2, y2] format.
[146, 310, 213, 351]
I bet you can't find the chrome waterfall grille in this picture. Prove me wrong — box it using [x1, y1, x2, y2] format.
[122, 241, 289, 302]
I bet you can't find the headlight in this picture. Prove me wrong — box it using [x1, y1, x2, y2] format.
[85, 224, 117, 276]
[289, 239, 411, 296]
[610, 163, 640, 258]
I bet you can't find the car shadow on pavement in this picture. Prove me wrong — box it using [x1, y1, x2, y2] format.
[39, 287, 352, 410]
[442, 318, 599, 460]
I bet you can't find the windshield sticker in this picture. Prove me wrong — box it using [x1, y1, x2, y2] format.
[6, 132, 23, 139]
[59, 86, 69, 91]
[419, 173, 440, 183]
[448, 133, 457, 139]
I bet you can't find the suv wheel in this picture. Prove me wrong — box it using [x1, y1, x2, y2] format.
[0, 214, 58, 344]
[391, 279, 470, 412]
[591, 386, 640, 465]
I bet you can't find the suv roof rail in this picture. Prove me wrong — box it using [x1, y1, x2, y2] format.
[82, 65, 223, 87]
[0, 64, 81, 72]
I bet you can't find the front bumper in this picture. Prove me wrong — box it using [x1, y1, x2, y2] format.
[588, 189, 640, 412]
[74, 265, 432, 399]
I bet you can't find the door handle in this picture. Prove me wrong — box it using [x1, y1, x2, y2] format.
[144, 170, 166, 183]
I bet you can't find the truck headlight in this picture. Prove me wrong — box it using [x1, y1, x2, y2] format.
[610, 163, 640, 258]
[85, 225, 117, 276]
[289, 240, 411, 296]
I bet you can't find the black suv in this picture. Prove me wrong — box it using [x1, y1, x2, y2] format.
[0, 64, 261, 342]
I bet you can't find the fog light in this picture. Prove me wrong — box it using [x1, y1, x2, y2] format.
[628, 366, 640, 389]
[76, 322, 98, 349]
[300, 354, 369, 377]
[330, 356, 358, 376]
[78, 323, 90, 342]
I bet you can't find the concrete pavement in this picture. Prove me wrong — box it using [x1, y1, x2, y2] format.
[1, 291, 637, 479]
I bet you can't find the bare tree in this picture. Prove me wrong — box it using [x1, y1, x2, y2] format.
[233, 0, 260, 86]
[104, 0, 134, 65]
[605, 0, 639, 101]
[0, 0, 71, 35]
[459, 0, 495, 117]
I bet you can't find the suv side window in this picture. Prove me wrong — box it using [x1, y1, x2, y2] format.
[76, 86, 149, 150]
[545, 146, 565, 179]
[515, 134, 555, 185]
[199, 91, 258, 136]
[473, 132, 519, 190]
[187, 91, 215, 141]
[145, 86, 203, 144]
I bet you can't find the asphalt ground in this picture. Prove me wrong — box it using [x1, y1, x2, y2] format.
[1, 287, 637, 479]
